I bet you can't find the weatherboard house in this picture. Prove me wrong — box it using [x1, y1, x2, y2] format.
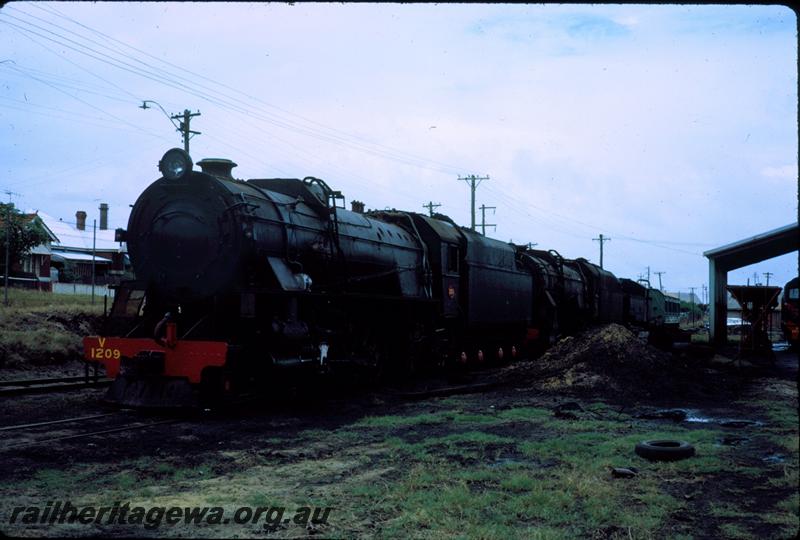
[1, 212, 59, 291]
[35, 205, 128, 286]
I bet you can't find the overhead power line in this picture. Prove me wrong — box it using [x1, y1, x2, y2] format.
[4, 5, 468, 177]
[32, 2, 468, 175]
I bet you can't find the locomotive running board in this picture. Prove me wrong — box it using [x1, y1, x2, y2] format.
[104, 375, 197, 409]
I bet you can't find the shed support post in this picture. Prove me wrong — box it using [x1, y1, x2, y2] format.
[709, 258, 727, 347]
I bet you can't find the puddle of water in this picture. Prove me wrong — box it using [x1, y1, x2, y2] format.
[772, 341, 790, 352]
[489, 457, 523, 468]
[682, 410, 763, 428]
[683, 409, 713, 423]
[762, 454, 786, 464]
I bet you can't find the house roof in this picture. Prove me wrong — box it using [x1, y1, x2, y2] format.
[29, 244, 52, 255]
[36, 211, 126, 253]
[51, 250, 112, 263]
[0, 211, 59, 243]
[665, 291, 702, 305]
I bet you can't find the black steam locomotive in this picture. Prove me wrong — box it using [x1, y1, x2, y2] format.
[85, 148, 677, 407]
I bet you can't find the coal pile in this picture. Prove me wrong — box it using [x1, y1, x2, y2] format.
[499, 324, 687, 400]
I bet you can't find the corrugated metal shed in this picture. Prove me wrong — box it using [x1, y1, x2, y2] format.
[703, 222, 799, 345]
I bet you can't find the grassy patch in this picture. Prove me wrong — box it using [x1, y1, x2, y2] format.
[496, 406, 552, 422]
[718, 522, 753, 539]
[113, 472, 138, 491]
[0, 290, 103, 367]
[0, 288, 102, 311]
[353, 412, 450, 428]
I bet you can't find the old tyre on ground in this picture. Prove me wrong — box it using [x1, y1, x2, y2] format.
[635, 440, 695, 461]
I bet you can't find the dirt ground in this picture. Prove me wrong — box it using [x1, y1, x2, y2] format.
[0, 325, 797, 538]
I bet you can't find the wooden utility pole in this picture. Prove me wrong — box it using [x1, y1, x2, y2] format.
[458, 175, 489, 231]
[173, 109, 201, 152]
[91, 219, 96, 305]
[3, 202, 9, 306]
[422, 201, 441, 217]
[141, 101, 201, 152]
[592, 234, 611, 269]
[479, 204, 496, 236]
[654, 271, 666, 291]
[2, 190, 19, 306]
[763, 272, 773, 286]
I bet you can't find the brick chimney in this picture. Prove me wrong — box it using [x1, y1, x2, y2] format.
[76, 210, 87, 231]
[351, 200, 365, 214]
[99, 203, 109, 231]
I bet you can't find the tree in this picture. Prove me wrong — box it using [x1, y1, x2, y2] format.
[0, 203, 51, 276]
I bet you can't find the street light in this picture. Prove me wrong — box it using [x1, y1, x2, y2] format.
[140, 100, 201, 152]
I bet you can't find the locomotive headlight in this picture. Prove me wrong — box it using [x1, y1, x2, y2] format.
[158, 148, 193, 180]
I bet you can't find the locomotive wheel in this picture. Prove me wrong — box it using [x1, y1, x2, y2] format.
[199, 366, 226, 406]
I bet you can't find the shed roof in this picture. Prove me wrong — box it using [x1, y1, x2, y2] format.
[703, 222, 798, 270]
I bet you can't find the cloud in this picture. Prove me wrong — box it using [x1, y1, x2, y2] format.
[760, 164, 797, 181]
[467, 10, 631, 54]
[562, 13, 630, 39]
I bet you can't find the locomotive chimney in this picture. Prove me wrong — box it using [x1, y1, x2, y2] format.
[99, 203, 109, 230]
[75, 210, 87, 231]
[351, 200, 365, 214]
[197, 158, 237, 179]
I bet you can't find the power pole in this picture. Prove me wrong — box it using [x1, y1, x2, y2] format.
[646, 266, 651, 283]
[422, 201, 441, 217]
[2, 190, 19, 306]
[654, 271, 666, 291]
[592, 234, 611, 269]
[172, 109, 201, 152]
[141, 101, 201, 152]
[526, 242, 538, 250]
[3, 201, 9, 306]
[479, 204, 496, 236]
[91, 219, 96, 305]
[689, 286, 697, 325]
[458, 175, 489, 231]
[763, 272, 773, 286]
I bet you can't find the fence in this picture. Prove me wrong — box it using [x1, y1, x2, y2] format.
[53, 282, 115, 298]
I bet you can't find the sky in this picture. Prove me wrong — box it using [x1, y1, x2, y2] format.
[0, 2, 797, 298]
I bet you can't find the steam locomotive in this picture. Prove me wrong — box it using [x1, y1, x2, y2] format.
[84, 148, 679, 407]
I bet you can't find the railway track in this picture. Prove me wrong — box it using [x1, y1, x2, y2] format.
[0, 411, 186, 450]
[0, 375, 112, 397]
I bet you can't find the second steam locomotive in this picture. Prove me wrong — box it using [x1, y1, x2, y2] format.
[85, 148, 681, 407]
